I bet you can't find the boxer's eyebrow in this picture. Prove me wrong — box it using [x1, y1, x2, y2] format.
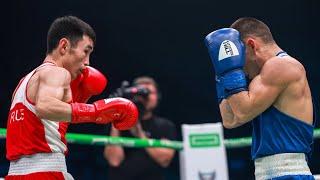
[86, 45, 93, 52]
[86, 45, 93, 50]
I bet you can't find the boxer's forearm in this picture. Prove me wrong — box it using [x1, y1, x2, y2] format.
[219, 100, 243, 128]
[35, 96, 72, 122]
[227, 91, 259, 123]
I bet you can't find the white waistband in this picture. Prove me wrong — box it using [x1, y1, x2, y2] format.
[8, 153, 68, 175]
[254, 153, 312, 180]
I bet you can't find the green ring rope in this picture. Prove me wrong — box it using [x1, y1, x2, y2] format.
[1, 128, 320, 150]
[0, 128, 183, 150]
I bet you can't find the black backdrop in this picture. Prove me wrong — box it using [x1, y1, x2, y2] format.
[1, 0, 319, 179]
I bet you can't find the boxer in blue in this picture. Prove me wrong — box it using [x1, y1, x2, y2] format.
[204, 17, 315, 179]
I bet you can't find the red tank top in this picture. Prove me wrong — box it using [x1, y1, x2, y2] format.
[6, 63, 69, 160]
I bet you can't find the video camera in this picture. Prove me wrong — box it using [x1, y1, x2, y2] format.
[109, 81, 150, 117]
[109, 81, 150, 100]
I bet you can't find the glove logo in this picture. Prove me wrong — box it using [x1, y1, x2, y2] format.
[218, 40, 239, 61]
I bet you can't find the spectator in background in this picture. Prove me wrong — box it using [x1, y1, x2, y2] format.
[104, 76, 177, 180]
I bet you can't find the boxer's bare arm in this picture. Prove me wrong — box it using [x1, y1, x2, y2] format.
[35, 67, 72, 122]
[219, 100, 239, 128]
[220, 58, 302, 128]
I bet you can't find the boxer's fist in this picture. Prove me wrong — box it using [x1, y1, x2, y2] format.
[71, 66, 107, 103]
[204, 28, 247, 102]
[71, 97, 138, 130]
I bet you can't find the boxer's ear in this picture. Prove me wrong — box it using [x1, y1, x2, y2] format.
[247, 38, 255, 50]
[58, 38, 69, 55]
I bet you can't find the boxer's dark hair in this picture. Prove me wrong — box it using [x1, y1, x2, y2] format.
[46, 16, 96, 54]
[230, 17, 274, 44]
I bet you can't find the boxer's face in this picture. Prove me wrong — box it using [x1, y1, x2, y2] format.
[63, 35, 93, 79]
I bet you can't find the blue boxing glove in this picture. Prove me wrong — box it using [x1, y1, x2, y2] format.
[204, 28, 247, 103]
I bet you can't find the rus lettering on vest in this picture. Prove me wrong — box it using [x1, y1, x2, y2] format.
[9, 108, 25, 123]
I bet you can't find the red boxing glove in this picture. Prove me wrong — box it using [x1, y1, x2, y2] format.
[71, 66, 107, 103]
[71, 97, 138, 130]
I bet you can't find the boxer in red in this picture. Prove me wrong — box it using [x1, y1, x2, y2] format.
[5, 16, 138, 180]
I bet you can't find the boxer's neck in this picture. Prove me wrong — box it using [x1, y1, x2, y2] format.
[44, 54, 63, 67]
[256, 43, 282, 68]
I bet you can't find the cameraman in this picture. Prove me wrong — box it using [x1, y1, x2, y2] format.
[104, 76, 177, 180]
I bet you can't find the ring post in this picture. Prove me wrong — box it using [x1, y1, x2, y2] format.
[179, 123, 229, 180]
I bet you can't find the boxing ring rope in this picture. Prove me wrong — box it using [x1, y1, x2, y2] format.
[2, 127, 320, 179]
[1, 127, 320, 149]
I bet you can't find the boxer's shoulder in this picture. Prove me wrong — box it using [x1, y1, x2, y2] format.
[260, 57, 304, 85]
[36, 66, 71, 85]
[268, 56, 304, 71]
